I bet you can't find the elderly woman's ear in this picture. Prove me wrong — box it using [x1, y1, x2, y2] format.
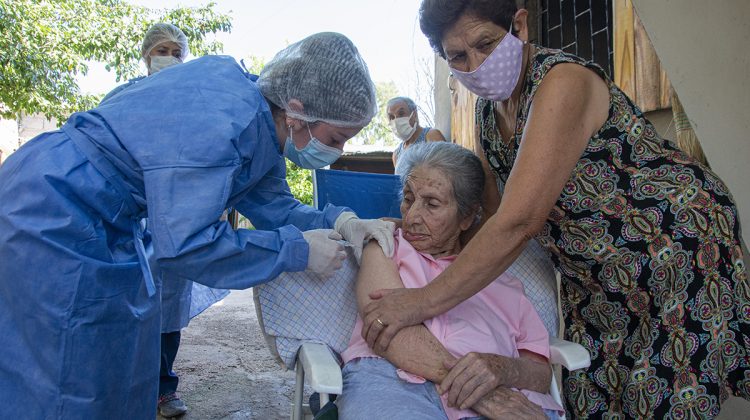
[511, 9, 530, 42]
[459, 207, 481, 232]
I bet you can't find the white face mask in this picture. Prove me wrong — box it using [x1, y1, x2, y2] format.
[149, 55, 181, 74]
[389, 111, 417, 141]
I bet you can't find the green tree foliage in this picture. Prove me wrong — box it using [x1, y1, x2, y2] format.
[286, 160, 313, 206]
[0, 0, 232, 121]
[357, 80, 399, 146]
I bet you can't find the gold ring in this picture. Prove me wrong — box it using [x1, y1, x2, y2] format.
[376, 318, 386, 327]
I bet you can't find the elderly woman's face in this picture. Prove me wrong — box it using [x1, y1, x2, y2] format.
[400, 166, 474, 257]
[441, 14, 509, 73]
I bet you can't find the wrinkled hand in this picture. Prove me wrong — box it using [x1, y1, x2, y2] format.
[302, 229, 346, 278]
[362, 287, 431, 352]
[335, 212, 395, 262]
[438, 352, 506, 409]
[472, 387, 547, 420]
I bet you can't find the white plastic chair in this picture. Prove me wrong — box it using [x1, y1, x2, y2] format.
[253, 294, 345, 420]
[282, 338, 589, 420]
[254, 256, 590, 419]
[256, 169, 591, 419]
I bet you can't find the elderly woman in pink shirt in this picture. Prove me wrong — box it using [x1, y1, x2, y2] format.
[337, 142, 563, 420]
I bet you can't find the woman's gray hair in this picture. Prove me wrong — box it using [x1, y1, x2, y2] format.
[395, 142, 485, 219]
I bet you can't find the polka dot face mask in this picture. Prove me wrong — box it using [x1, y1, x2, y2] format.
[450, 30, 524, 101]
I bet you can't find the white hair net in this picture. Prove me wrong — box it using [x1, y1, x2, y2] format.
[257, 32, 377, 128]
[141, 23, 189, 61]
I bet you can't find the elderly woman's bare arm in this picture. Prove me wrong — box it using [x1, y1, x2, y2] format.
[356, 240, 457, 382]
[358, 241, 552, 397]
[364, 63, 610, 349]
[426, 64, 608, 315]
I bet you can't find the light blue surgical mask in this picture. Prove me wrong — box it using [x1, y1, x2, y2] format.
[284, 124, 343, 169]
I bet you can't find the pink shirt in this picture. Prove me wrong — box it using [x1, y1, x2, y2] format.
[342, 230, 563, 419]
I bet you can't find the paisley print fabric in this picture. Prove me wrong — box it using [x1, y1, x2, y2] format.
[476, 47, 750, 418]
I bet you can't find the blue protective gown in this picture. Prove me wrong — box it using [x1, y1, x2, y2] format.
[0, 55, 344, 419]
[101, 76, 230, 334]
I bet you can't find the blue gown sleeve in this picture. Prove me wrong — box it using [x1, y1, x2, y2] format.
[233, 159, 347, 232]
[92, 56, 327, 290]
[143, 163, 309, 290]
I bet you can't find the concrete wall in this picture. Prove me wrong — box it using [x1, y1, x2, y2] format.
[0, 114, 58, 165]
[632, 0, 750, 246]
[433, 55, 453, 139]
[0, 118, 19, 165]
[18, 114, 57, 143]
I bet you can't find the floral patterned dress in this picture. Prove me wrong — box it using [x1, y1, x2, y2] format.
[476, 46, 750, 418]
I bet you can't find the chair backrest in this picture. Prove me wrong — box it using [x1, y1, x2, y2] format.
[254, 245, 360, 369]
[313, 169, 402, 219]
[506, 240, 559, 337]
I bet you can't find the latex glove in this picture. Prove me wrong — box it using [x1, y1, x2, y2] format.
[334, 212, 395, 262]
[301, 229, 346, 278]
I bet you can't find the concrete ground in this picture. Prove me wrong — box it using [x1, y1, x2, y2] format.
[160, 288, 750, 419]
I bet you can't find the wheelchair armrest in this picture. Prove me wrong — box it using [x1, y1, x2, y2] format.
[549, 336, 591, 371]
[298, 342, 343, 395]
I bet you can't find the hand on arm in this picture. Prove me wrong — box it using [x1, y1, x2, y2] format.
[363, 63, 608, 352]
[334, 212, 395, 262]
[358, 242, 551, 419]
[438, 350, 552, 410]
[404, 63, 610, 334]
[356, 241, 456, 381]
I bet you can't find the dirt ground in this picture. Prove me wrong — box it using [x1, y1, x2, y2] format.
[157, 289, 300, 420]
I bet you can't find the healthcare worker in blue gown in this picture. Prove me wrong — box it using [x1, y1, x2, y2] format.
[0, 31, 394, 419]
[100, 22, 229, 417]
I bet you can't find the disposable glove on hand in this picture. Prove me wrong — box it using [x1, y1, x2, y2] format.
[302, 229, 347, 278]
[334, 212, 395, 262]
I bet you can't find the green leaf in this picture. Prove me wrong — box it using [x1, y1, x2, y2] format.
[0, 0, 232, 122]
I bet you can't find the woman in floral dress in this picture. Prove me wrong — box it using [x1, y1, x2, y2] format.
[360, 1, 750, 418]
